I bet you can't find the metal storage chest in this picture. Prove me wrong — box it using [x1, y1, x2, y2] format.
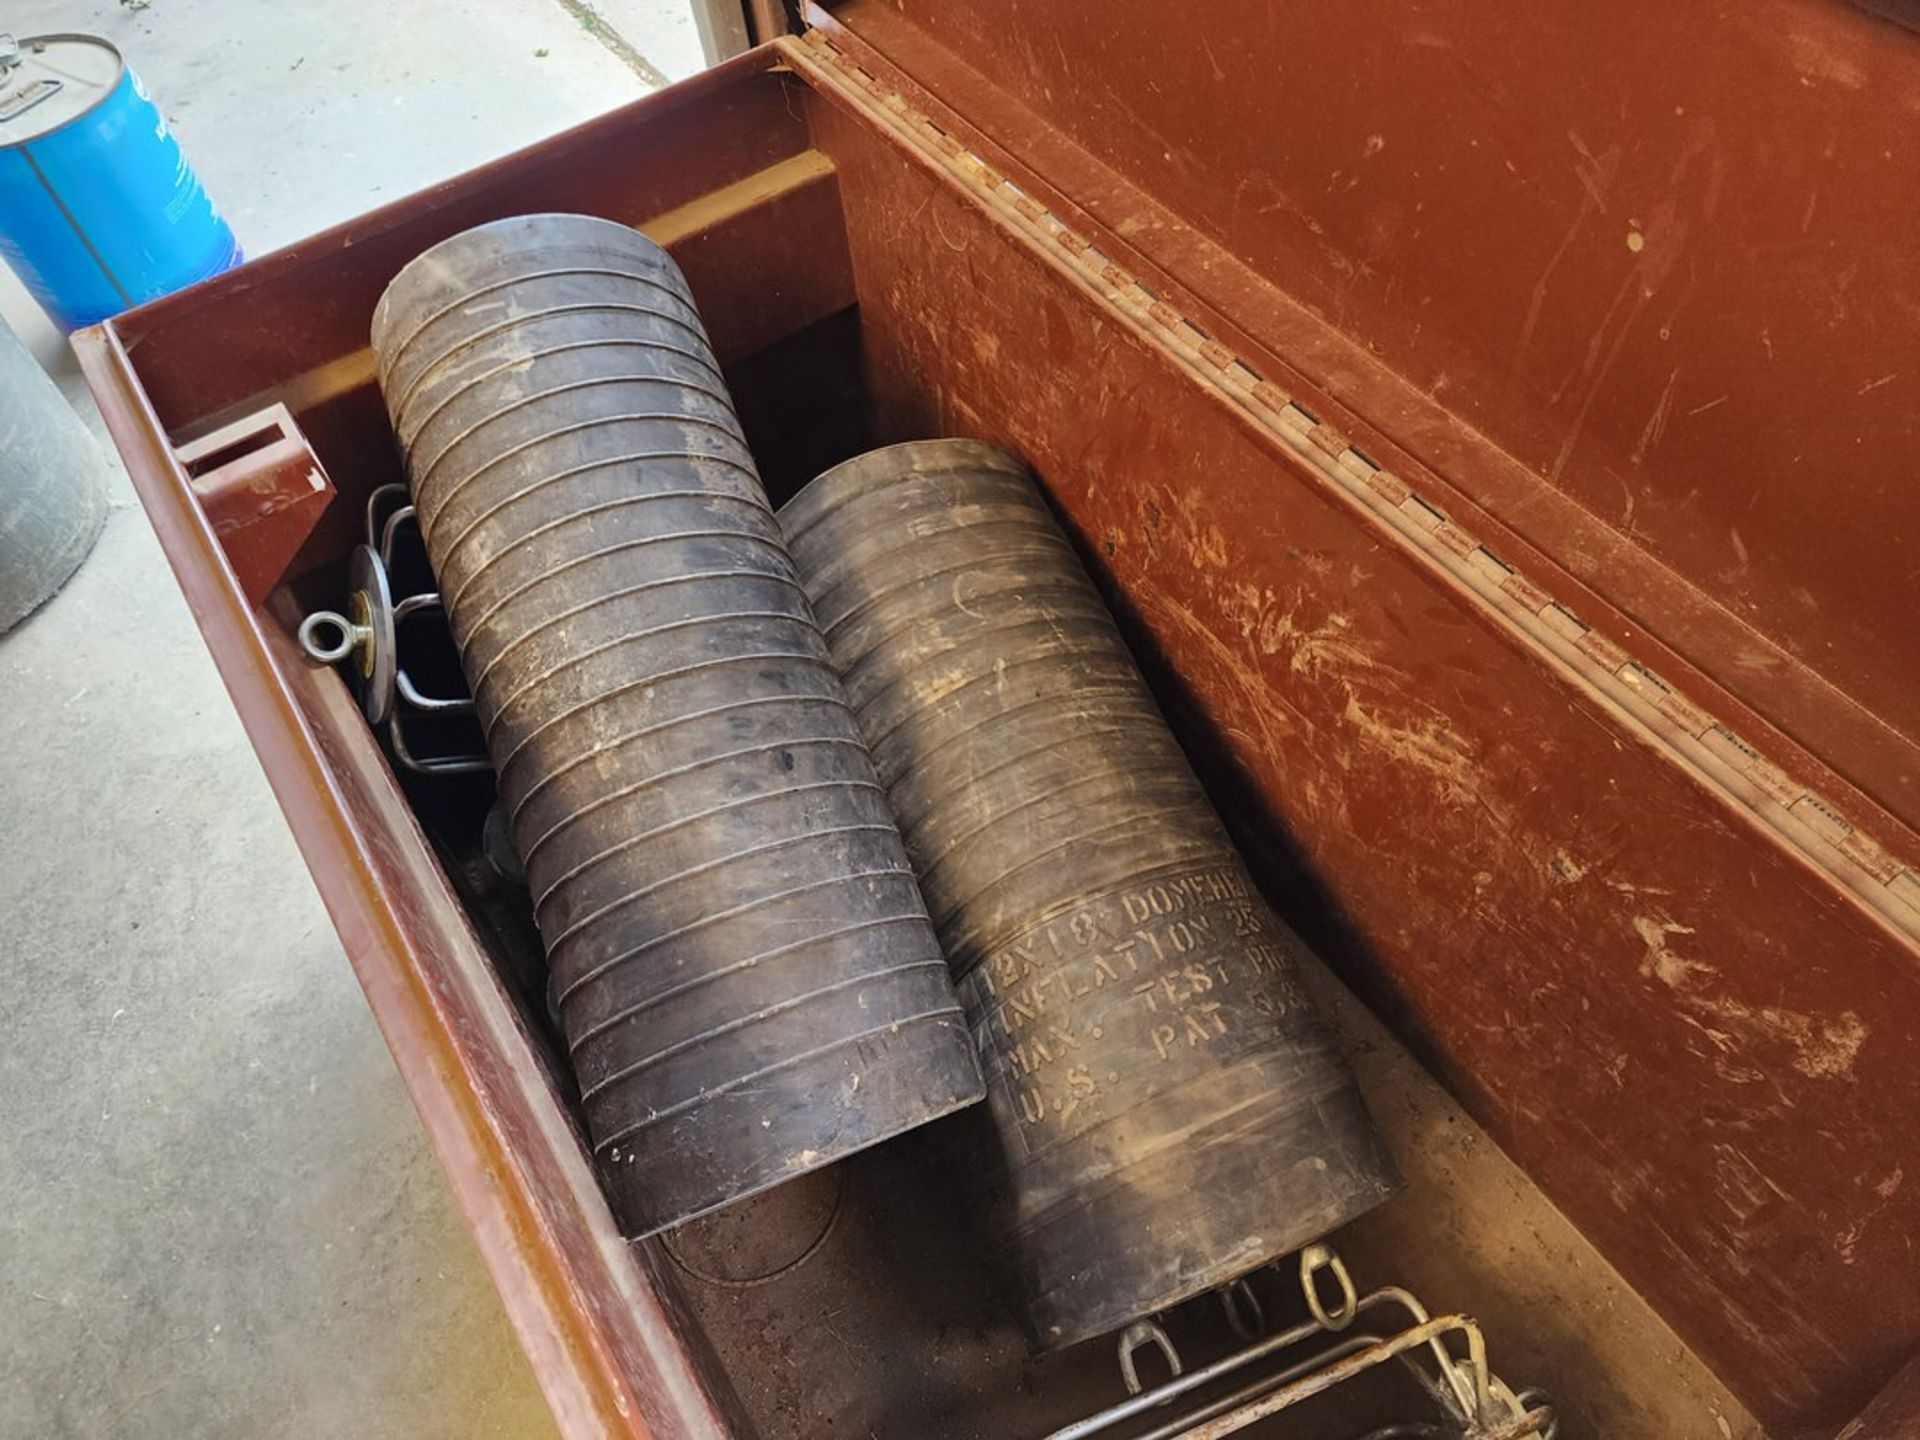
[74, 3, 1920, 1434]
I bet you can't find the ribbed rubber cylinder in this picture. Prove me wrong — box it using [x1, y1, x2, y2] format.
[781, 440, 1398, 1349]
[370, 215, 982, 1236]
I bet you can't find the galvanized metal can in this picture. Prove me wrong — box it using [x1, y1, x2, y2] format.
[0, 317, 105, 631]
[0, 33, 241, 331]
[782, 440, 1399, 1350]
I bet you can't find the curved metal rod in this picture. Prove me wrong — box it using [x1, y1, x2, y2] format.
[392, 592, 446, 622]
[1362, 1284, 1484, 1421]
[387, 713, 490, 775]
[1156, 1315, 1488, 1440]
[1218, 1278, 1264, 1343]
[397, 669, 474, 715]
[1127, 1334, 1383, 1440]
[379, 501, 419, 568]
[1045, 1289, 1429, 1440]
[364, 482, 410, 548]
[1118, 1321, 1183, 1397]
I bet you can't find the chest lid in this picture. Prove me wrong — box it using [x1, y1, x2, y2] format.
[812, 0, 1920, 912]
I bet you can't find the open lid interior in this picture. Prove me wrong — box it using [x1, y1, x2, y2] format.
[815, 0, 1920, 848]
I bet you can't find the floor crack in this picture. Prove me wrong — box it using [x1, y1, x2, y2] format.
[553, 0, 673, 89]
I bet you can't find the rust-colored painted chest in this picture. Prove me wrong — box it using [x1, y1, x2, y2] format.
[75, 4, 1920, 1436]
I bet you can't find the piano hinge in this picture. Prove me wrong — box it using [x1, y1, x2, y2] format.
[780, 29, 1920, 950]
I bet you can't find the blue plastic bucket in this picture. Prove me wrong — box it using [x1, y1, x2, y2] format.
[0, 32, 242, 331]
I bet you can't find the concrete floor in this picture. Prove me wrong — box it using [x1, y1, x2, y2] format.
[0, 3, 702, 1435]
